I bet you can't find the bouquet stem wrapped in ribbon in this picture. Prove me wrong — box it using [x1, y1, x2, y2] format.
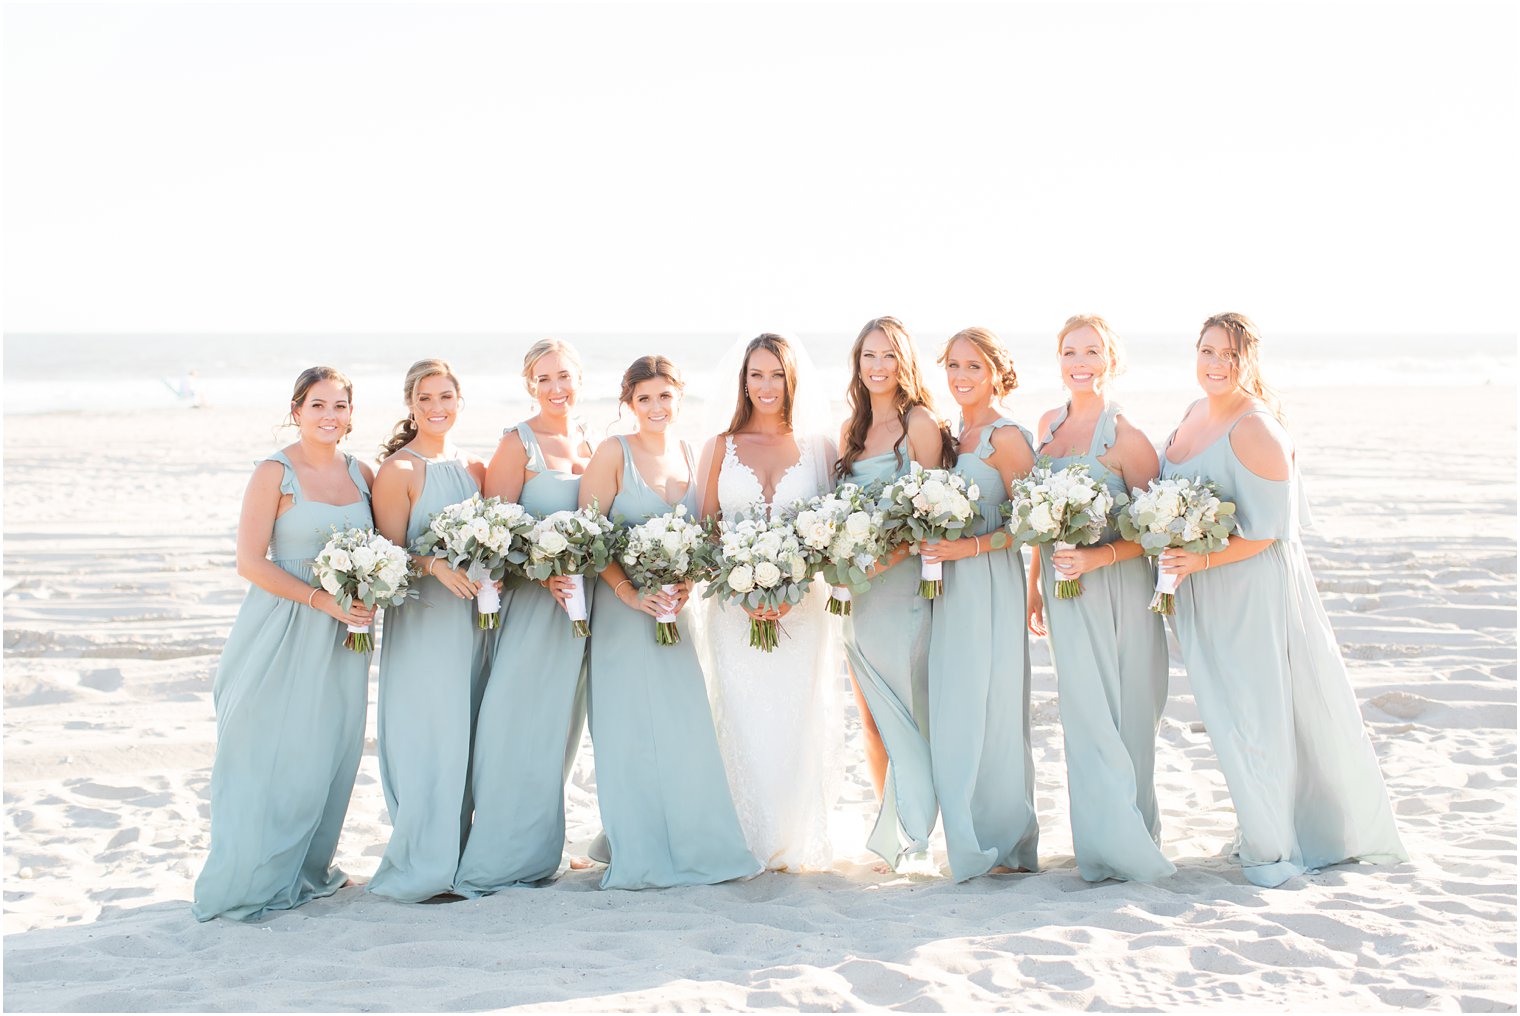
[412, 493, 535, 630]
[879, 463, 980, 599]
[522, 504, 616, 637]
[783, 481, 890, 617]
[615, 505, 711, 646]
[1005, 459, 1125, 600]
[311, 527, 415, 652]
[1118, 475, 1237, 614]
[704, 509, 816, 653]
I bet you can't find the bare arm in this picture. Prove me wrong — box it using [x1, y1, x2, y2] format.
[1160, 414, 1289, 578]
[920, 426, 1029, 565]
[578, 441, 674, 617]
[905, 407, 944, 468]
[484, 430, 529, 502]
[234, 461, 373, 625]
[696, 435, 724, 524]
[374, 456, 477, 599]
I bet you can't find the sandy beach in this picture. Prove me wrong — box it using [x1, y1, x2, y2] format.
[2, 383, 1514, 1011]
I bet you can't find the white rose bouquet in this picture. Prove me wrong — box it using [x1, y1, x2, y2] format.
[703, 511, 817, 652]
[1006, 460, 1125, 599]
[615, 505, 712, 646]
[1117, 475, 1237, 615]
[783, 482, 891, 616]
[521, 504, 617, 637]
[412, 493, 535, 629]
[311, 527, 414, 652]
[879, 463, 981, 598]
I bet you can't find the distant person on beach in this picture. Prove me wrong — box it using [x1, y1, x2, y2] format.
[163, 369, 206, 408]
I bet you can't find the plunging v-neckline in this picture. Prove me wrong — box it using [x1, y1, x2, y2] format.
[726, 436, 804, 507]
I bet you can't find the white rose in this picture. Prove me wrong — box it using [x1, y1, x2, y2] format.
[1029, 502, 1058, 534]
[845, 511, 872, 538]
[1068, 486, 1096, 508]
[754, 561, 782, 588]
[660, 533, 681, 557]
[538, 530, 569, 555]
[354, 546, 381, 572]
[320, 572, 342, 595]
[789, 556, 807, 581]
[728, 565, 755, 593]
[326, 548, 353, 572]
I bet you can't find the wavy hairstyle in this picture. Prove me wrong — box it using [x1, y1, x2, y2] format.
[285, 365, 355, 436]
[618, 354, 685, 404]
[379, 358, 462, 459]
[1199, 312, 1283, 420]
[939, 326, 1020, 396]
[835, 316, 956, 480]
[1055, 314, 1126, 390]
[724, 333, 798, 436]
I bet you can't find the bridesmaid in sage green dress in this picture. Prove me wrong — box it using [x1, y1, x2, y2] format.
[834, 317, 957, 871]
[368, 359, 492, 902]
[580, 356, 761, 890]
[1027, 315, 1174, 883]
[921, 327, 1039, 881]
[455, 340, 597, 894]
[1159, 313, 1406, 887]
[193, 367, 377, 921]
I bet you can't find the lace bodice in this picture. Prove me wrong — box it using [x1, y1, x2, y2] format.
[718, 433, 826, 520]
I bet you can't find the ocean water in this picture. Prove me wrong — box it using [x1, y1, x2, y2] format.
[2, 332, 1512, 420]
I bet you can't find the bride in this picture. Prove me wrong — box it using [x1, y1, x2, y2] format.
[696, 332, 843, 872]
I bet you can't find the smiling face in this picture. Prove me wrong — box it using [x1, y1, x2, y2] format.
[293, 379, 352, 444]
[942, 337, 995, 409]
[858, 329, 902, 398]
[629, 376, 680, 433]
[745, 347, 789, 420]
[1060, 325, 1110, 395]
[410, 372, 460, 437]
[1196, 325, 1240, 396]
[530, 350, 580, 419]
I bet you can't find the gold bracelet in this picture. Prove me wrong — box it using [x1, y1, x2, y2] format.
[615, 579, 633, 599]
[307, 588, 319, 608]
[974, 536, 983, 557]
[1204, 552, 1212, 570]
[426, 558, 437, 576]
[1107, 544, 1119, 566]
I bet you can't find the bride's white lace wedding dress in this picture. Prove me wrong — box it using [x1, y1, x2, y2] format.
[704, 433, 843, 872]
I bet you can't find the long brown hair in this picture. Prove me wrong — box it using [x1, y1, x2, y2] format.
[835, 316, 956, 480]
[724, 334, 797, 436]
[379, 358, 462, 459]
[1199, 312, 1283, 421]
[285, 365, 355, 436]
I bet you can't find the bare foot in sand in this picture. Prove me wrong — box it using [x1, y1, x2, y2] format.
[568, 855, 594, 870]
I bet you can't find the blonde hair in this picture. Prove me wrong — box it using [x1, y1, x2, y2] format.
[521, 339, 583, 397]
[379, 358, 462, 459]
[835, 317, 956, 479]
[1056, 314, 1126, 390]
[940, 327, 1019, 396]
[286, 365, 355, 436]
[1199, 312, 1283, 421]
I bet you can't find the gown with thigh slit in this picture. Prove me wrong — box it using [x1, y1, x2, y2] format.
[1037, 401, 1174, 882]
[1162, 406, 1407, 887]
[368, 448, 492, 901]
[841, 450, 937, 871]
[192, 451, 373, 921]
[587, 436, 762, 890]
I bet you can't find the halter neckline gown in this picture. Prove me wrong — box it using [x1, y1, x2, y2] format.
[455, 422, 592, 893]
[930, 418, 1040, 880]
[1037, 401, 1174, 882]
[1162, 404, 1406, 887]
[588, 435, 761, 889]
[192, 450, 373, 921]
[368, 447, 492, 902]
[841, 448, 936, 871]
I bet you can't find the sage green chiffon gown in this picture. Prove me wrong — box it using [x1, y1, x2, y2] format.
[455, 423, 591, 893]
[1162, 406, 1407, 887]
[1037, 402, 1174, 883]
[192, 451, 372, 921]
[587, 437, 761, 890]
[929, 419, 1039, 880]
[842, 451, 936, 870]
[368, 448, 492, 901]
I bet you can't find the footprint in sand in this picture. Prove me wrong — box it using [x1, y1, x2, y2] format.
[1369, 690, 1431, 719]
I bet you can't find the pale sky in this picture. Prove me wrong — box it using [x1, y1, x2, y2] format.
[4, 1, 1516, 337]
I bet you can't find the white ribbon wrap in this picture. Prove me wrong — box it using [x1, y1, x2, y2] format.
[831, 585, 852, 603]
[563, 574, 589, 623]
[655, 583, 679, 624]
[1154, 568, 1179, 596]
[1053, 540, 1078, 581]
[920, 559, 943, 583]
